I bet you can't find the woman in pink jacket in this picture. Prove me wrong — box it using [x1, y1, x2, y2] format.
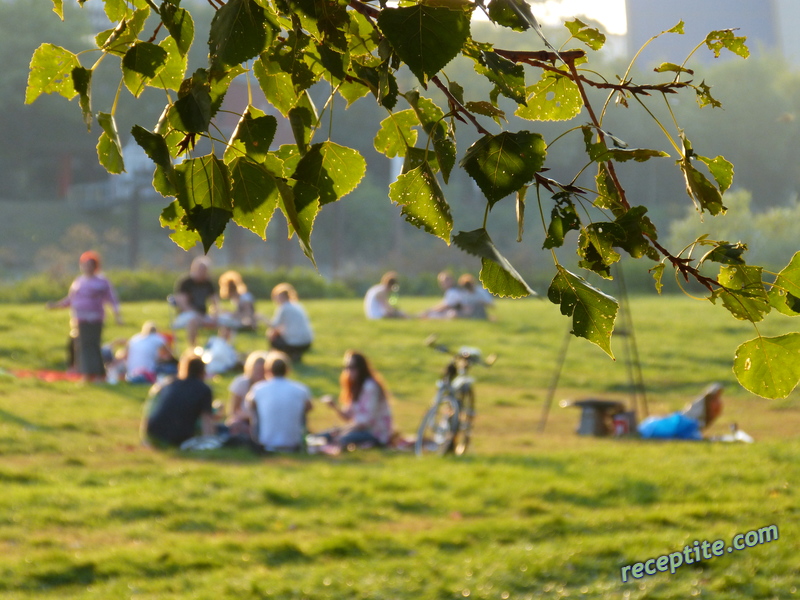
[48, 251, 122, 382]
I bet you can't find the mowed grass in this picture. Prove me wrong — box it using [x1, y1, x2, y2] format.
[0, 296, 798, 599]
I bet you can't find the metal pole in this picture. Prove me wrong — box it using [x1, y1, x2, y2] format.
[538, 326, 572, 432]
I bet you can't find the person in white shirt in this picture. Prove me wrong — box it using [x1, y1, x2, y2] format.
[246, 352, 312, 452]
[125, 321, 173, 384]
[457, 273, 495, 320]
[363, 271, 407, 319]
[421, 271, 466, 319]
[267, 283, 314, 362]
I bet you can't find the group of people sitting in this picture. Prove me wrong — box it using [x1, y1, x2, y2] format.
[364, 270, 495, 320]
[141, 347, 395, 454]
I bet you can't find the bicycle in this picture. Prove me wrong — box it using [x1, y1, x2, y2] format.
[415, 337, 495, 456]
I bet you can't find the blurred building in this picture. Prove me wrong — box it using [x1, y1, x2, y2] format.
[626, 0, 800, 66]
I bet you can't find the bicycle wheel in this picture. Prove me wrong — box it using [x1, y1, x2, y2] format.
[415, 396, 459, 456]
[452, 385, 475, 456]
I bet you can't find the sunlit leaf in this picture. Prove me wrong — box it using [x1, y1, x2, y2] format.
[123, 42, 169, 96]
[209, 0, 270, 68]
[578, 223, 621, 278]
[452, 228, 534, 297]
[389, 162, 452, 243]
[543, 193, 580, 249]
[461, 131, 546, 206]
[734, 333, 800, 399]
[292, 142, 366, 206]
[51, 0, 64, 19]
[168, 69, 212, 133]
[224, 106, 277, 164]
[548, 265, 618, 357]
[26, 44, 80, 103]
[696, 154, 733, 194]
[229, 157, 280, 239]
[276, 179, 315, 266]
[667, 21, 685, 35]
[97, 113, 124, 174]
[404, 92, 456, 182]
[768, 251, 800, 316]
[564, 18, 605, 51]
[654, 62, 693, 75]
[705, 29, 749, 59]
[679, 158, 726, 215]
[161, 2, 195, 56]
[377, 5, 471, 85]
[160, 200, 201, 250]
[650, 263, 665, 294]
[468, 48, 526, 104]
[374, 110, 419, 158]
[516, 71, 582, 122]
[254, 55, 298, 117]
[174, 155, 233, 252]
[711, 265, 770, 322]
[152, 37, 188, 91]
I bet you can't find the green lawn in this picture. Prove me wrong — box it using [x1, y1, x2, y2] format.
[0, 297, 798, 599]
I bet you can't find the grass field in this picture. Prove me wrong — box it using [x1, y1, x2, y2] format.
[0, 296, 798, 599]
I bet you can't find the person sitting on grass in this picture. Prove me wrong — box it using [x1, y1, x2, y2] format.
[172, 257, 219, 348]
[319, 350, 394, 450]
[142, 353, 215, 448]
[225, 350, 270, 437]
[363, 271, 407, 319]
[124, 321, 174, 384]
[267, 283, 314, 363]
[420, 271, 466, 319]
[217, 270, 258, 331]
[457, 273, 495, 320]
[245, 351, 313, 453]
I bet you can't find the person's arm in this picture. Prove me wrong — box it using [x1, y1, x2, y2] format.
[200, 412, 216, 436]
[321, 394, 350, 422]
[106, 280, 123, 325]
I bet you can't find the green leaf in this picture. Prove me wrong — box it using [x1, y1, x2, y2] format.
[153, 165, 177, 197]
[578, 223, 621, 278]
[711, 265, 770, 322]
[594, 163, 625, 216]
[122, 42, 169, 96]
[469, 49, 526, 105]
[72, 67, 93, 131]
[229, 157, 280, 239]
[404, 91, 456, 182]
[389, 163, 452, 243]
[650, 263, 665, 294]
[696, 155, 733, 194]
[26, 44, 80, 103]
[543, 193, 581, 249]
[699, 241, 747, 266]
[667, 21, 685, 35]
[679, 159, 726, 215]
[613, 205, 659, 261]
[160, 200, 201, 250]
[374, 110, 419, 159]
[169, 69, 212, 133]
[694, 80, 722, 109]
[768, 252, 800, 316]
[705, 29, 749, 59]
[97, 113, 124, 175]
[452, 228, 534, 298]
[292, 142, 366, 207]
[104, 0, 129, 22]
[97, 9, 150, 56]
[276, 179, 316, 266]
[174, 155, 233, 252]
[582, 126, 668, 163]
[516, 71, 582, 122]
[131, 125, 172, 171]
[161, 2, 194, 56]
[152, 37, 187, 91]
[208, 65, 246, 118]
[487, 0, 529, 31]
[377, 5, 471, 86]
[548, 265, 618, 357]
[564, 18, 605, 51]
[461, 131, 546, 206]
[654, 62, 693, 75]
[734, 333, 800, 399]
[254, 55, 298, 117]
[464, 101, 506, 124]
[224, 106, 277, 164]
[209, 0, 270, 68]
[51, 0, 64, 19]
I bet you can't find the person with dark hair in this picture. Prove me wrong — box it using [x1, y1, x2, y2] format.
[267, 283, 313, 362]
[142, 353, 215, 447]
[320, 350, 394, 448]
[172, 257, 219, 347]
[245, 351, 312, 452]
[47, 251, 122, 383]
[363, 271, 407, 319]
[421, 271, 466, 319]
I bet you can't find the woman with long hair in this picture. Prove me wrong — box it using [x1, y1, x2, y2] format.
[320, 350, 394, 448]
[218, 270, 257, 330]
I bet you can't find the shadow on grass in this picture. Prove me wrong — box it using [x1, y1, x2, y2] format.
[0, 408, 52, 432]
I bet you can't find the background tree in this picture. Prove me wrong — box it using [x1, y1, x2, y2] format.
[26, 0, 800, 399]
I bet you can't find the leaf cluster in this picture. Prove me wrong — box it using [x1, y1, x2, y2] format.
[27, 0, 800, 398]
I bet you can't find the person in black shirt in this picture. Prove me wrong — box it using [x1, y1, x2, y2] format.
[172, 257, 219, 347]
[143, 354, 215, 447]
